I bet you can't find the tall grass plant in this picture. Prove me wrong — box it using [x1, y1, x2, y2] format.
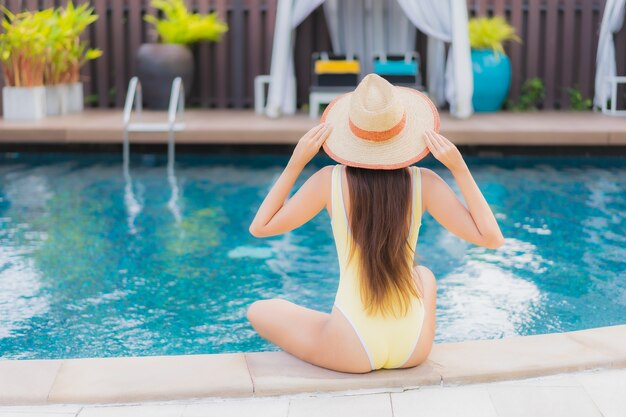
[145, 0, 228, 45]
[0, 2, 101, 87]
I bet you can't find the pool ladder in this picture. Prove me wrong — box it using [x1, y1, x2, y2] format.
[122, 77, 184, 231]
[122, 76, 185, 169]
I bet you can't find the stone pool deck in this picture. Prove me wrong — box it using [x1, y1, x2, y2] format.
[0, 110, 625, 146]
[1, 324, 625, 406]
[2, 368, 624, 417]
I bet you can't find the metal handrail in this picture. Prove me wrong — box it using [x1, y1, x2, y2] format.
[123, 76, 142, 128]
[122, 77, 142, 234]
[122, 76, 185, 168]
[168, 77, 185, 126]
[122, 76, 185, 226]
[166, 77, 184, 171]
[123, 76, 184, 131]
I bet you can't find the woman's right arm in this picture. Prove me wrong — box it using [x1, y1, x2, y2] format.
[421, 130, 504, 249]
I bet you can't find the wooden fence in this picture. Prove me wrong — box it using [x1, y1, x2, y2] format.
[0, 0, 624, 112]
[0, 0, 278, 111]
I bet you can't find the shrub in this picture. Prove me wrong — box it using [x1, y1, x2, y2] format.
[506, 77, 545, 111]
[47, 2, 102, 84]
[566, 87, 592, 111]
[145, 0, 228, 45]
[0, 8, 47, 87]
[0, 3, 101, 87]
[468, 16, 521, 55]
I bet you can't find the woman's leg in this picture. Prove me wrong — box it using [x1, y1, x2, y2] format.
[401, 265, 437, 368]
[247, 298, 371, 373]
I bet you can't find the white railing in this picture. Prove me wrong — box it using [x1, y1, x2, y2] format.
[601, 76, 626, 116]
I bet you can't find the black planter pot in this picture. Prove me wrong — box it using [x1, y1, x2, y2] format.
[136, 43, 194, 110]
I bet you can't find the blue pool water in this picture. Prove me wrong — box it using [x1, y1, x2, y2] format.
[0, 152, 625, 360]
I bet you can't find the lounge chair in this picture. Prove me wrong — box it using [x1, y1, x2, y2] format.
[309, 52, 360, 119]
[372, 52, 423, 90]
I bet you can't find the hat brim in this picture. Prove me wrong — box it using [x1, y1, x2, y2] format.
[320, 87, 440, 170]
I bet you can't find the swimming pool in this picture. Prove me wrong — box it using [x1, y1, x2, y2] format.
[0, 152, 624, 360]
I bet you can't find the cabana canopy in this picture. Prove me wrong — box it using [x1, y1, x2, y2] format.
[265, 0, 474, 119]
[594, 0, 626, 109]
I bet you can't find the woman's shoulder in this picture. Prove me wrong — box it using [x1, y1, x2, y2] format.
[320, 164, 337, 173]
[416, 167, 449, 207]
[304, 165, 336, 188]
[314, 164, 337, 179]
[415, 166, 440, 184]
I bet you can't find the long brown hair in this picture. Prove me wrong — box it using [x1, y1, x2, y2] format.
[345, 166, 420, 317]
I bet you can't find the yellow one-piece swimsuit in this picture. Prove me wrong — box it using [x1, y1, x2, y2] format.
[330, 164, 425, 370]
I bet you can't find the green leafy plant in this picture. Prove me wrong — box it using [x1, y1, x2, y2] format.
[0, 7, 48, 87]
[50, 2, 102, 84]
[566, 87, 592, 111]
[468, 16, 521, 54]
[506, 77, 545, 111]
[0, 3, 101, 87]
[145, 0, 228, 45]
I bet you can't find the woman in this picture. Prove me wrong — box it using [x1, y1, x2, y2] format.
[247, 74, 504, 373]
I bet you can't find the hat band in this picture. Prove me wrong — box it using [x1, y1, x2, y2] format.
[348, 112, 406, 142]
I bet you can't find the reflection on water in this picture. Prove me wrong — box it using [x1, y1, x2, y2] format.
[0, 153, 625, 359]
[436, 239, 544, 342]
[0, 246, 49, 343]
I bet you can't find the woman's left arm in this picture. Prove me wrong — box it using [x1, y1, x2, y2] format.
[422, 129, 505, 249]
[249, 123, 333, 238]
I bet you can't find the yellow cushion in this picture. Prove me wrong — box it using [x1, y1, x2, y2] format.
[315, 60, 360, 74]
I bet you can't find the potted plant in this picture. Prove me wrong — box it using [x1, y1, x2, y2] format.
[40, 7, 69, 116]
[139, 0, 228, 109]
[44, 2, 101, 115]
[0, 8, 47, 120]
[468, 16, 521, 112]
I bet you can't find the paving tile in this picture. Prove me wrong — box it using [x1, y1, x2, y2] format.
[0, 405, 81, 414]
[573, 368, 626, 417]
[0, 413, 76, 417]
[473, 373, 581, 388]
[47, 354, 252, 404]
[488, 385, 602, 417]
[288, 393, 392, 417]
[391, 386, 498, 417]
[78, 405, 184, 417]
[428, 330, 613, 385]
[0, 359, 63, 405]
[183, 398, 289, 417]
[245, 352, 441, 396]
[565, 324, 626, 365]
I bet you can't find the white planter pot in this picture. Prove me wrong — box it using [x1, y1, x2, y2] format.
[66, 82, 84, 113]
[45, 84, 69, 116]
[2, 86, 47, 121]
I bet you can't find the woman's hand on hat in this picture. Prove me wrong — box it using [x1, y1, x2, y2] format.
[423, 130, 467, 173]
[288, 123, 333, 169]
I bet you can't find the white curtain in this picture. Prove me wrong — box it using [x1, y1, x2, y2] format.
[292, 0, 326, 26]
[266, 0, 295, 117]
[594, 0, 626, 109]
[266, 0, 325, 117]
[323, 0, 416, 76]
[266, 0, 473, 118]
[395, 0, 473, 117]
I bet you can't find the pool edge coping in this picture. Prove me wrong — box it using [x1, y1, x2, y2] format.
[1, 324, 625, 405]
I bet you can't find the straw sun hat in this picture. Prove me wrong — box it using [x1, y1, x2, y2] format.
[320, 73, 440, 170]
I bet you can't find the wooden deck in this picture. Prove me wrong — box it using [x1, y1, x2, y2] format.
[0, 110, 624, 146]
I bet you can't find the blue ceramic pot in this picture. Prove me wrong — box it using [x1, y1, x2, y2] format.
[471, 49, 511, 112]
